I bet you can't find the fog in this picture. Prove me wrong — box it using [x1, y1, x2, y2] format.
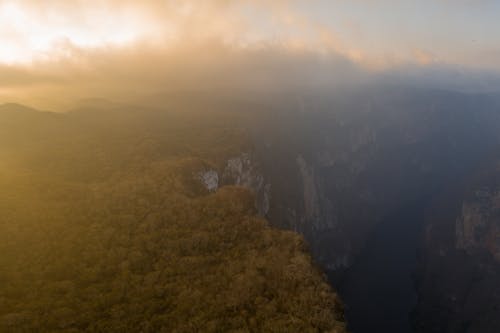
[4, 41, 500, 112]
[2, 2, 500, 332]
[2, 0, 500, 110]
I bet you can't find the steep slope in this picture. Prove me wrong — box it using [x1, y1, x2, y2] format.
[116, 89, 500, 332]
[414, 153, 500, 332]
[3, 86, 499, 332]
[0, 104, 346, 332]
[236, 88, 500, 331]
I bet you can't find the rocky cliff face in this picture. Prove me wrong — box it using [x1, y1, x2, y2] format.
[197, 152, 271, 217]
[221, 153, 271, 216]
[414, 157, 500, 333]
[195, 89, 500, 331]
[248, 90, 494, 274]
[456, 187, 500, 262]
[198, 170, 219, 192]
[244, 89, 500, 331]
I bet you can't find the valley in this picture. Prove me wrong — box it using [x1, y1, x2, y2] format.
[1, 86, 499, 332]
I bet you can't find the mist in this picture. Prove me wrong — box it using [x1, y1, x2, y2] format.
[2, 0, 500, 110]
[4, 40, 500, 112]
[2, 2, 500, 333]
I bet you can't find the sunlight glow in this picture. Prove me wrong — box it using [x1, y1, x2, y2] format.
[0, 2, 157, 64]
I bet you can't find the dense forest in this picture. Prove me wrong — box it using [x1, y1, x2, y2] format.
[0, 103, 346, 332]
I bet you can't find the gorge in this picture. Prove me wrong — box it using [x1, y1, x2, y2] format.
[1, 85, 500, 332]
[216, 86, 500, 332]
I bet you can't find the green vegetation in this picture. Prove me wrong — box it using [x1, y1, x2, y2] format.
[0, 104, 345, 332]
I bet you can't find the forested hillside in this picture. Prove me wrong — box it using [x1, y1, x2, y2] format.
[0, 104, 346, 332]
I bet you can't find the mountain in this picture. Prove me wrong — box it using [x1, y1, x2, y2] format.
[415, 152, 500, 332]
[0, 104, 346, 332]
[238, 87, 500, 332]
[136, 87, 500, 332]
[237, 87, 500, 332]
[1, 84, 499, 332]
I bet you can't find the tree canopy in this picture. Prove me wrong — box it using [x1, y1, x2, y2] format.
[0, 105, 346, 332]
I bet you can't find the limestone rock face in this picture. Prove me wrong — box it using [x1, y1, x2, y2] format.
[296, 155, 320, 221]
[198, 170, 219, 192]
[456, 188, 500, 262]
[414, 161, 500, 333]
[194, 153, 271, 216]
[222, 153, 271, 216]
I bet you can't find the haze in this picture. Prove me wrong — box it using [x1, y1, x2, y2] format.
[2, 0, 500, 109]
[2, 2, 500, 332]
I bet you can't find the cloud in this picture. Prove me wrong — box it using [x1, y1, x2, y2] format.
[0, 36, 370, 110]
[2, 0, 500, 69]
[2, 0, 500, 110]
[0, 0, 369, 109]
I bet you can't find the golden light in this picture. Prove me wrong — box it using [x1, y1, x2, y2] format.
[0, 1, 161, 64]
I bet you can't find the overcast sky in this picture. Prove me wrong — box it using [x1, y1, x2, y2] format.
[1, 0, 499, 109]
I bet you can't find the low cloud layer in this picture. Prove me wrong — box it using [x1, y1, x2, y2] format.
[0, 40, 370, 110]
[1, 0, 500, 110]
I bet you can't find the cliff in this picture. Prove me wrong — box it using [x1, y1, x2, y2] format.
[414, 155, 500, 332]
[456, 187, 500, 262]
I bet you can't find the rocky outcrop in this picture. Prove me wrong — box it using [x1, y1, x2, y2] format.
[221, 152, 271, 216]
[414, 159, 500, 333]
[296, 155, 320, 220]
[456, 188, 500, 262]
[294, 154, 350, 270]
[198, 170, 219, 192]
[197, 153, 271, 216]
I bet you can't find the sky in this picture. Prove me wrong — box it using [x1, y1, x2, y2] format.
[1, 0, 499, 109]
